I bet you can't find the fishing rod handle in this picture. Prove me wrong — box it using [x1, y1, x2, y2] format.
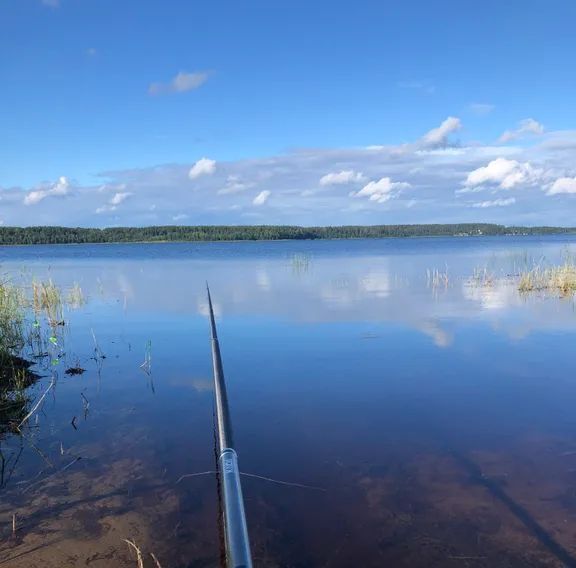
[219, 448, 253, 568]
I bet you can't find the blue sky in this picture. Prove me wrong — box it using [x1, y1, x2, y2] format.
[1, 0, 575, 226]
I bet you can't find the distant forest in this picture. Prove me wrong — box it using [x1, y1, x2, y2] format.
[0, 224, 574, 245]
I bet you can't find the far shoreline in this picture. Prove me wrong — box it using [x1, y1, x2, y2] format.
[1, 232, 576, 248]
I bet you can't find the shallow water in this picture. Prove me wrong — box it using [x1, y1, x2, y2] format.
[1, 236, 576, 567]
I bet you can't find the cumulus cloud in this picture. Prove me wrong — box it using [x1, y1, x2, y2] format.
[253, 190, 271, 206]
[319, 170, 365, 186]
[463, 158, 542, 190]
[471, 197, 516, 208]
[218, 175, 252, 195]
[96, 191, 132, 214]
[421, 117, 462, 147]
[7, 119, 576, 227]
[352, 177, 411, 203]
[149, 71, 209, 96]
[189, 158, 216, 179]
[547, 176, 576, 195]
[24, 176, 70, 205]
[110, 192, 132, 206]
[499, 118, 544, 143]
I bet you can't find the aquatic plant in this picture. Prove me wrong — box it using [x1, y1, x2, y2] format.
[0, 281, 36, 431]
[140, 340, 152, 375]
[67, 282, 85, 308]
[0, 281, 26, 358]
[467, 256, 576, 298]
[290, 253, 311, 273]
[426, 267, 450, 289]
[470, 266, 495, 287]
[518, 261, 576, 296]
[0, 277, 87, 434]
[32, 279, 63, 324]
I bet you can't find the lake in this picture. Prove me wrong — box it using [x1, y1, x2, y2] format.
[1, 236, 576, 567]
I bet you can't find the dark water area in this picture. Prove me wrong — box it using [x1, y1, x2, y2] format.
[1, 236, 576, 567]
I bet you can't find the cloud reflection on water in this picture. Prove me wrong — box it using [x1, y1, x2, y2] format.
[3, 239, 575, 349]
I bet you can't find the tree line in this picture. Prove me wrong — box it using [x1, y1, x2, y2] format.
[0, 224, 574, 245]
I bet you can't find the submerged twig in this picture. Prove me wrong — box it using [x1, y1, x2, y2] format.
[21, 456, 82, 494]
[17, 378, 55, 430]
[91, 328, 106, 360]
[150, 552, 164, 568]
[123, 539, 144, 568]
[140, 340, 152, 375]
[21, 433, 53, 468]
[80, 392, 90, 418]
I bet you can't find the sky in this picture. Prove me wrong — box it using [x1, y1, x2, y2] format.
[1, 0, 575, 227]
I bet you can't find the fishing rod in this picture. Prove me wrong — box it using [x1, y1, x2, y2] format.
[206, 285, 253, 568]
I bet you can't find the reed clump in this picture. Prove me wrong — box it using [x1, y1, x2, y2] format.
[0, 281, 26, 357]
[518, 261, 576, 296]
[470, 266, 495, 287]
[427, 267, 450, 289]
[0, 281, 36, 431]
[32, 279, 63, 323]
[290, 253, 311, 273]
[67, 282, 84, 308]
[0, 277, 85, 431]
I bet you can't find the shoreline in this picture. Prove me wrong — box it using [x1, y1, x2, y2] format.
[1, 231, 576, 248]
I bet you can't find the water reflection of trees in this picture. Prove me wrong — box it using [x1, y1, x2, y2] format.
[0, 358, 38, 434]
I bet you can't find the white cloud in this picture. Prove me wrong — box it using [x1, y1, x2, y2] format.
[172, 213, 189, 221]
[41, 0, 60, 7]
[189, 158, 216, 179]
[469, 103, 495, 115]
[149, 71, 209, 96]
[547, 176, 576, 195]
[471, 197, 516, 208]
[253, 190, 271, 206]
[218, 175, 252, 194]
[8, 121, 576, 227]
[95, 191, 132, 213]
[352, 177, 411, 203]
[24, 176, 70, 205]
[421, 117, 462, 147]
[499, 118, 544, 143]
[464, 158, 542, 190]
[110, 192, 132, 206]
[87, 48, 97, 57]
[319, 170, 365, 186]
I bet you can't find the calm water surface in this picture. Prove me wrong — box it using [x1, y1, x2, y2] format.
[1, 236, 576, 567]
